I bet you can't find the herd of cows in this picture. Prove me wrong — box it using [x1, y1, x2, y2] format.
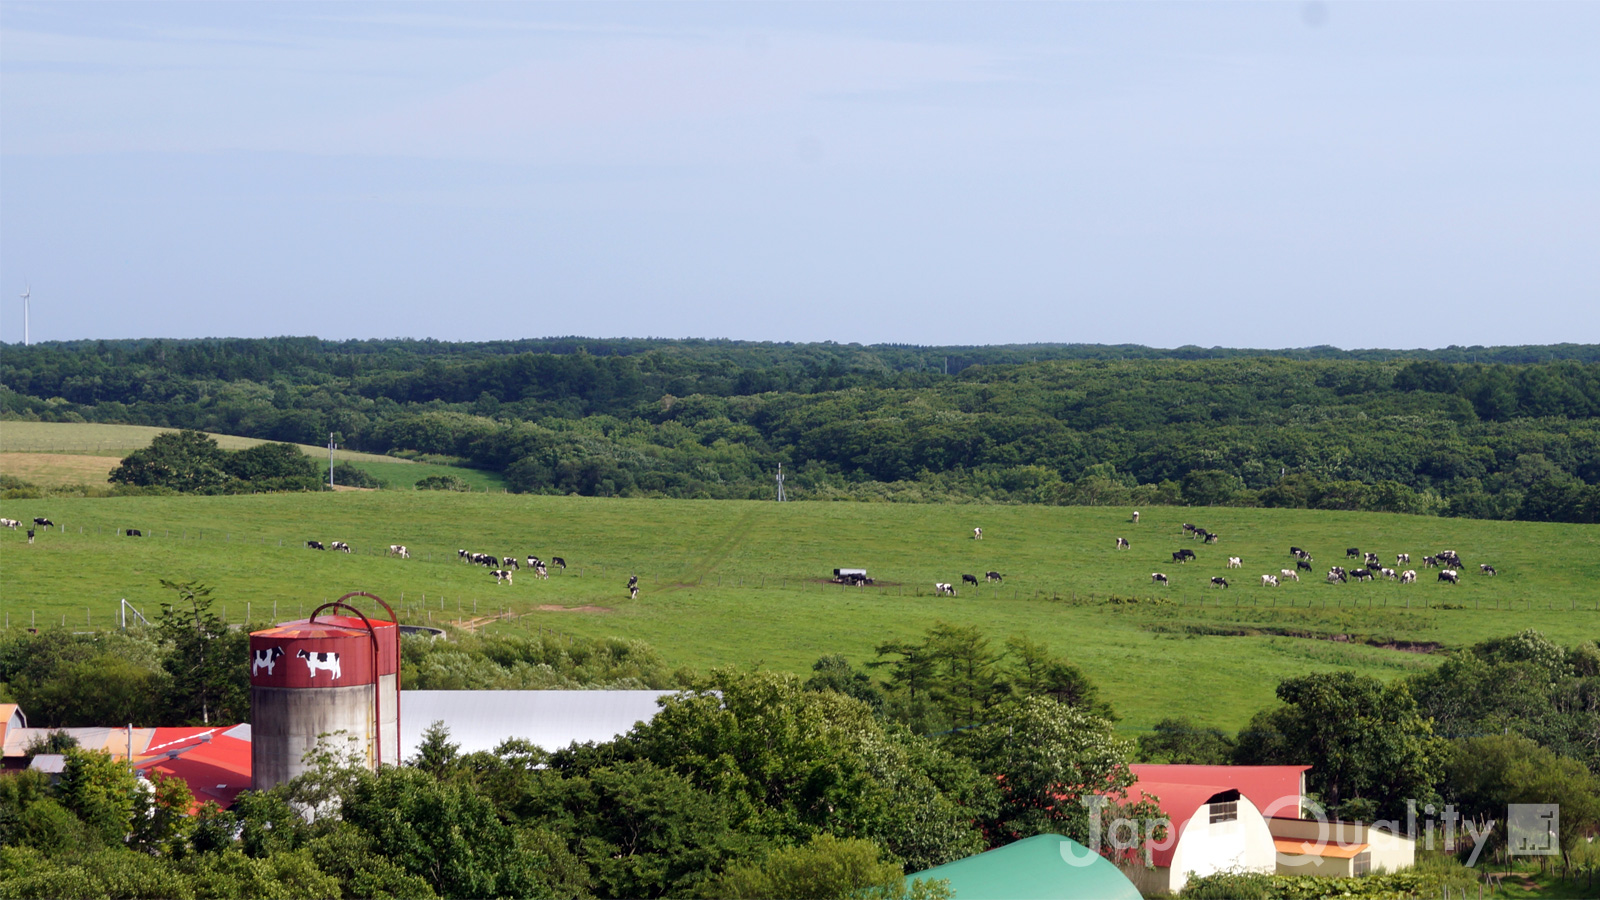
[1129, 513, 1498, 591]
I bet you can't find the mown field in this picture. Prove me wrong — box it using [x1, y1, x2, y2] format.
[0, 422, 506, 491]
[0, 491, 1595, 734]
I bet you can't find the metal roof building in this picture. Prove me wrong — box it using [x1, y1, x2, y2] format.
[399, 690, 676, 759]
[906, 834, 1143, 900]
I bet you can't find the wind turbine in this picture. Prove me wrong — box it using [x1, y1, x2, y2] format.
[19, 283, 30, 346]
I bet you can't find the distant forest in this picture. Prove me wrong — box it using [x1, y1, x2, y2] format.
[3, 337, 1599, 522]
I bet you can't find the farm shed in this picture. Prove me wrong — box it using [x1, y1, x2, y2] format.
[398, 690, 677, 758]
[904, 833, 1142, 900]
[1270, 816, 1415, 876]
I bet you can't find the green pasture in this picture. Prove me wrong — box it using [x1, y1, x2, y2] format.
[0, 493, 1595, 734]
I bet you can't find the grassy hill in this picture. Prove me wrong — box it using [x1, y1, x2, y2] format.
[2, 492, 1594, 734]
[0, 421, 505, 491]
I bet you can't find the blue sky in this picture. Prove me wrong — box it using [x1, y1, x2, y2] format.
[1, 2, 1595, 347]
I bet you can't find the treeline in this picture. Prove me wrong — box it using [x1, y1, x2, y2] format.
[4, 339, 1600, 520]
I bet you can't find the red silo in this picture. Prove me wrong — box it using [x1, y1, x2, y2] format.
[249, 595, 400, 791]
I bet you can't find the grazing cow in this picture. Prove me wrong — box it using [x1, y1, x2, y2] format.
[1151, 573, 1168, 586]
[1479, 564, 1497, 576]
[1261, 574, 1279, 587]
[1280, 569, 1300, 582]
[458, 549, 469, 560]
[1346, 547, 1361, 559]
[1182, 523, 1196, 535]
[1227, 557, 1242, 568]
[630, 584, 640, 599]
[0, 518, 18, 529]
[296, 649, 341, 680]
[1423, 556, 1439, 568]
[986, 571, 1003, 583]
[1400, 570, 1417, 584]
[1439, 569, 1459, 584]
[1194, 528, 1211, 542]
[1381, 568, 1397, 580]
[1210, 576, 1229, 589]
[252, 646, 285, 676]
[1131, 511, 1140, 523]
[1351, 568, 1374, 582]
[1115, 537, 1129, 550]
[934, 582, 955, 596]
[388, 545, 410, 558]
[1326, 571, 1347, 584]
[551, 556, 567, 571]
[332, 541, 351, 553]
[1396, 553, 1410, 564]
[306, 540, 325, 551]
[1364, 553, 1381, 568]
[1172, 551, 1189, 564]
[535, 563, 549, 580]
[33, 517, 54, 528]
[628, 574, 639, 589]
[27, 529, 35, 544]
[961, 574, 980, 587]
[527, 557, 542, 569]
[1205, 532, 1219, 544]
[1296, 559, 1313, 572]
[504, 557, 519, 570]
[972, 527, 983, 540]
[1289, 546, 1306, 559]
[1438, 551, 1463, 568]
[126, 529, 142, 537]
[493, 569, 513, 584]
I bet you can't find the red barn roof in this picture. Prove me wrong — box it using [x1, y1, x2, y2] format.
[135, 733, 252, 811]
[1130, 764, 1308, 820]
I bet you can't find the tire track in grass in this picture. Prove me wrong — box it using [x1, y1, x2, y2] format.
[665, 506, 759, 591]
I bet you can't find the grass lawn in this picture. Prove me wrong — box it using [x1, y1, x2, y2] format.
[0, 493, 1595, 735]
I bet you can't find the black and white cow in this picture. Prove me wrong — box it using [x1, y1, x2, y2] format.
[0, 518, 18, 529]
[1131, 511, 1140, 523]
[986, 571, 1004, 583]
[1280, 569, 1300, 582]
[1439, 569, 1459, 584]
[1296, 559, 1313, 572]
[961, 574, 980, 587]
[535, 563, 549, 580]
[972, 527, 983, 540]
[1396, 553, 1411, 565]
[1479, 564, 1497, 576]
[935, 582, 955, 596]
[1289, 546, 1308, 559]
[503, 557, 519, 570]
[551, 556, 567, 571]
[1261, 574, 1279, 587]
[629, 582, 640, 599]
[1364, 553, 1381, 568]
[493, 569, 513, 584]
[252, 646, 285, 675]
[331, 541, 351, 553]
[1227, 556, 1242, 568]
[1380, 568, 1398, 580]
[1422, 556, 1439, 568]
[296, 649, 341, 679]
[1350, 568, 1374, 582]
[126, 529, 142, 537]
[1346, 547, 1361, 559]
[388, 545, 410, 558]
[1400, 570, 1417, 584]
[1151, 573, 1168, 586]
[306, 540, 325, 550]
[1210, 576, 1229, 589]
[1327, 570, 1347, 584]
[33, 518, 53, 528]
[1115, 537, 1129, 550]
[627, 574, 639, 589]
[527, 556, 542, 570]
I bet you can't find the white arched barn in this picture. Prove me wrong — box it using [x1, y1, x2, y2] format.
[1122, 780, 1277, 895]
[249, 595, 400, 791]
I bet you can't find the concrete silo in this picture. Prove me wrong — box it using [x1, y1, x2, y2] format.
[249, 593, 400, 791]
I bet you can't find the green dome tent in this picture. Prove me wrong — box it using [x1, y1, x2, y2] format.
[906, 834, 1143, 900]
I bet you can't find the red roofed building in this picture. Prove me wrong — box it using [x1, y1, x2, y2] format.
[134, 726, 253, 811]
[1119, 778, 1277, 894]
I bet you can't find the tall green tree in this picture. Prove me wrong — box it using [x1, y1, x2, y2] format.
[1235, 672, 1445, 820]
[157, 580, 250, 725]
